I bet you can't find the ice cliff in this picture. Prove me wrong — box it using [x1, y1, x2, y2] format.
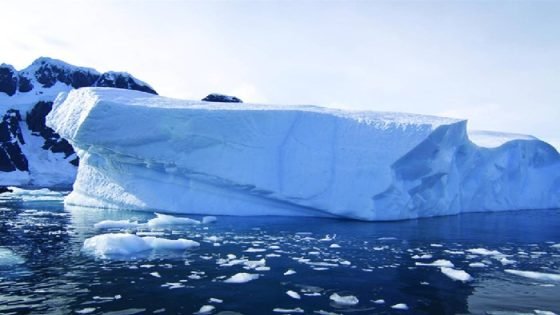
[47, 88, 560, 220]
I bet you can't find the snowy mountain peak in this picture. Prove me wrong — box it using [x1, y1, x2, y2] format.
[0, 57, 158, 187]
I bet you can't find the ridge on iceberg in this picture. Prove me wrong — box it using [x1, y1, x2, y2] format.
[46, 88, 560, 220]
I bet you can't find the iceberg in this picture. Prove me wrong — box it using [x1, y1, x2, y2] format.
[46, 88, 560, 220]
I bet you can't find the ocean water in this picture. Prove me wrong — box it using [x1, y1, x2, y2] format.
[0, 189, 559, 315]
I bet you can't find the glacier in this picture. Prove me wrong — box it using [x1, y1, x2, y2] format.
[46, 88, 560, 220]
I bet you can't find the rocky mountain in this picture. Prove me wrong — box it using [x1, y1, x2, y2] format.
[0, 57, 157, 187]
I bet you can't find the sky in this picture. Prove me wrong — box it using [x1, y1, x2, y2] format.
[1, 0, 559, 148]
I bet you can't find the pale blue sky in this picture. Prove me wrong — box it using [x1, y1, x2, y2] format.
[1, 0, 559, 147]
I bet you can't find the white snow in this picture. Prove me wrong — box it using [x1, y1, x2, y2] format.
[329, 293, 359, 306]
[46, 88, 560, 220]
[283, 269, 296, 276]
[466, 248, 504, 256]
[223, 273, 259, 283]
[440, 267, 473, 282]
[373, 299, 385, 304]
[82, 233, 199, 257]
[505, 269, 560, 282]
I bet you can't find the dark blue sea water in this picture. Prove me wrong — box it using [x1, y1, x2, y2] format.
[0, 189, 559, 315]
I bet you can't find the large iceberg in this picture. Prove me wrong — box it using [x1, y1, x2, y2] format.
[46, 88, 560, 220]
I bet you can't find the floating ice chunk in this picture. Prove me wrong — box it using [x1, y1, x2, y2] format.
[440, 267, 472, 282]
[143, 237, 200, 250]
[444, 250, 464, 255]
[314, 311, 340, 315]
[202, 216, 217, 224]
[415, 259, 454, 267]
[94, 220, 140, 230]
[82, 233, 199, 257]
[0, 247, 25, 266]
[412, 254, 433, 260]
[466, 248, 503, 256]
[329, 293, 359, 306]
[273, 308, 304, 313]
[75, 308, 96, 314]
[373, 299, 385, 304]
[377, 237, 397, 241]
[223, 273, 259, 283]
[391, 303, 409, 310]
[430, 244, 443, 247]
[150, 272, 161, 278]
[468, 262, 487, 268]
[83, 233, 151, 256]
[534, 310, 557, 315]
[245, 248, 266, 253]
[505, 269, 560, 282]
[147, 213, 201, 227]
[551, 244, 560, 249]
[329, 244, 341, 249]
[255, 266, 270, 271]
[319, 234, 336, 242]
[286, 290, 301, 299]
[284, 269, 296, 276]
[194, 305, 215, 314]
[499, 257, 516, 265]
[209, 298, 223, 304]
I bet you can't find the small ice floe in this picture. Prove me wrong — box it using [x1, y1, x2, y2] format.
[209, 298, 223, 304]
[202, 216, 217, 224]
[468, 262, 487, 268]
[162, 282, 185, 289]
[430, 244, 443, 248]
[269, 245, 281, 250]
[94, 220, 140, 230]
[284, 269, 296, 276]
[377, 237, 397, 241]
[444, 250, 465, 255]
[505, 269, 560, 282]
[273, 308, 304, 313]
[82, 233, 199, 257]
[314, 310, 340, 315]
[391, 303, 409, 310]
[244, 247, 266, 253]
[534, 310, 557, 315]
[466, 248, 503, 256]
[147, 213, 201, 227]
[194, 305, 215, 314]
[415, 259, 454, 267]
[255, 266, 270, 271]
[420, 282, 430, 285]
[223, 273, 259, 283]
[329, 244, 341, 249]
[499, 257, 516, 265]
[150, 272, 161, 278]
[373, 299, 385, 304]
[551, 244, 560, 249]
[266, 253, 281, 258]
[411, 254, 433, 260]
[329, 293, 359, 306]
[319, 234, 336, 242]
[75, 307, 96, 314]
[0, 247, 25, 266]
[286, 290, 301, 299]
[440, 267, 472, 282]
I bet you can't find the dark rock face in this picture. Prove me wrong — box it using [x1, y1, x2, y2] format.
[26, 101, 77, 165]
[202, 93, 243, 103]
[95, 72, 157, 94]
[32, 58, 99, 89]
[0, 110, 28, 172]
[0, 65, 18, 96]
[0, 186, 12, 194]
[18, 75, 33, 93]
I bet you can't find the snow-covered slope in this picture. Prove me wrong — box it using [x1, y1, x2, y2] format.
[47, 88, 560, 220]
[0, 57, 157, 187]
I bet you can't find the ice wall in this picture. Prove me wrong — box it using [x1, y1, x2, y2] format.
[46, 88, 560, 220]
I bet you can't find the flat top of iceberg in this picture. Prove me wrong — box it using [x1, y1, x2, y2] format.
[59, 87, 462, 128]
